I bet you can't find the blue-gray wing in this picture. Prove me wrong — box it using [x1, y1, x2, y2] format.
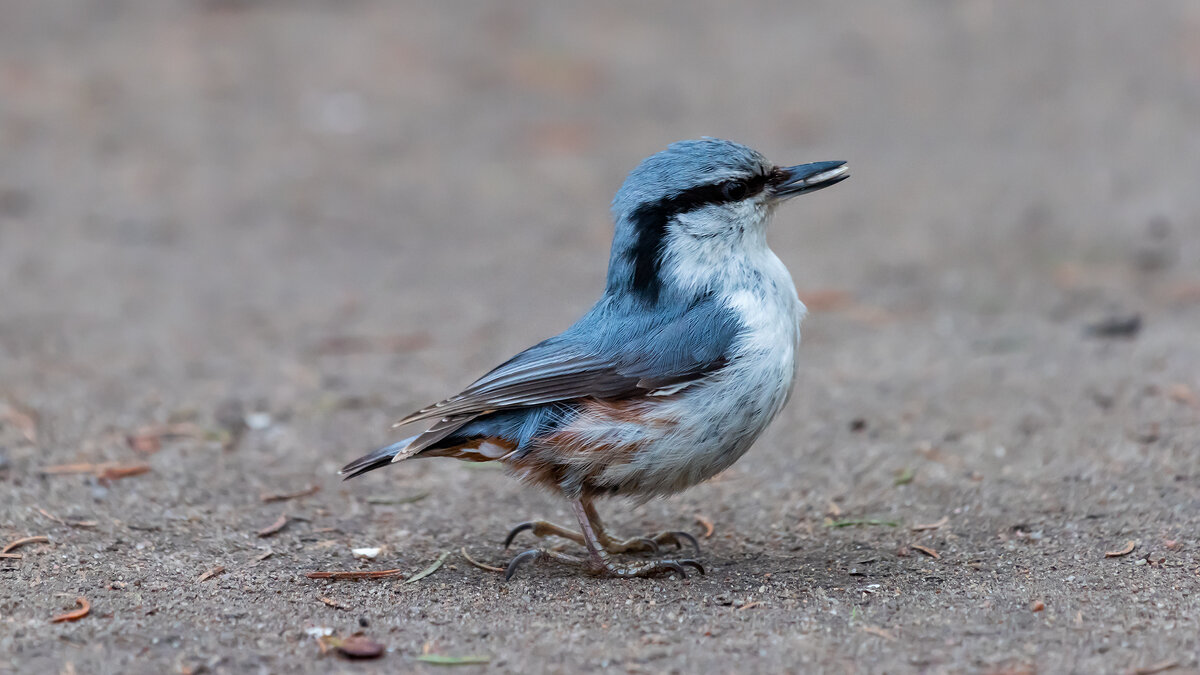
[392, 296, 741, 428]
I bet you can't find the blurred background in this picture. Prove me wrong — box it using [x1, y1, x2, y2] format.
[2, 2, 1199, 672]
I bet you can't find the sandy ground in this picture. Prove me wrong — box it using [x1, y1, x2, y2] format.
[2, 2, 1200, 673]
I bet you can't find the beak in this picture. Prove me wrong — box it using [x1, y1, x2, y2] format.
[769, 161, 849, 200]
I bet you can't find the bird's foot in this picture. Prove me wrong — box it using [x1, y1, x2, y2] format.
[505, 521, 699, 555]
[504, 548, 704, 581]
[608, 530, 701, 554]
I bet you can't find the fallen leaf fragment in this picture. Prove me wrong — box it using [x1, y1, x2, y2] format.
[404, 551, 450, 584]
[97, 464, 151, 482]
[694, 514, 715, 539]
[911, 516, 949, 532]
[460, 547, 504, 573]
[260, 485, 319, 503]
[912, 544, 940, 559]
[307, 568, 407, 581]
[893, 468, 915, 486]
[1105, 540, 1137, 558]
[319, 596, 349, 610]
[860, 625, 895, 641]
[197, 566, 225, 582]
[415, 654, 491, 666]
[3, 535, 50, 554]
[256, 515, 290, 538]
[335, 634, 385, 659]
[1130, 660, 1179, 675]
[50, 597, 90, 623]
[1031, 600, 1045, 612]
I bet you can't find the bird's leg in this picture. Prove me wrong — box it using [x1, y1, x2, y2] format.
[584, 499, 700, 554]
[504, 498, 704, 580]
[504, 496, 700, 555]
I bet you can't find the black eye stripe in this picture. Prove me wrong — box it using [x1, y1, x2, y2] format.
[657, 173, 769, 215]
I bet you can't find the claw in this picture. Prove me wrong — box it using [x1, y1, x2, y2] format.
[504, 549, 542, 581]
[503, 522, 536, 549]
[666, 531, 701, 554]
[680, 559, 705, 575]
[633, 537, 659, 554]
[663, 562, 688, 576]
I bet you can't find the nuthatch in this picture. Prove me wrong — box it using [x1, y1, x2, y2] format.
[342, 138, 848, 579]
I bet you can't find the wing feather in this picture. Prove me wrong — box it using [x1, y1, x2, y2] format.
[392, 294, 742, 431]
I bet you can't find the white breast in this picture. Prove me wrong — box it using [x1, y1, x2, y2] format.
[598, 241, 807, 497]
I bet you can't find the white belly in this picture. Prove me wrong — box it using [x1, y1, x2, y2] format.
[599, 252, 806, 496]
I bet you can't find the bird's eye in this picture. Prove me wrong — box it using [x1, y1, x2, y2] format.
[720, 180, 748, 201]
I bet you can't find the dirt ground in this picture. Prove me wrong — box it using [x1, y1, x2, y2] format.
[2, 2, 1199, 673]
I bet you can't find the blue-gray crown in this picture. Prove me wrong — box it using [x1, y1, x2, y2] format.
[606, 139, 771, 302]
[611, 138, 771, 222]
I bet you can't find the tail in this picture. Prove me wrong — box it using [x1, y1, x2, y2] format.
[339, 436, 418, 480]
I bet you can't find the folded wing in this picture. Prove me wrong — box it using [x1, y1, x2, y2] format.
[390, 294, 742, 458]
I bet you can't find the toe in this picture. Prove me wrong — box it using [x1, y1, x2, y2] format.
[632, 537, 660, 554]
[503, 549, 542, 581]
[659, 531, 701, 553]
[503, 522, 536, 549]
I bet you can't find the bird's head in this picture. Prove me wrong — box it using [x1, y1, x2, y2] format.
[606, 138, 847, 303]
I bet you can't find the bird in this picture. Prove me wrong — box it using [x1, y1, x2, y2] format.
[340, 138, 848, 579]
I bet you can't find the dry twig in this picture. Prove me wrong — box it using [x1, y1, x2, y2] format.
[912, 544, 940, 559]
[306, 569, 407, 581]
[3, 535, 50, 554]
[39, 463, 150, 482]
[35, 508, 97, 528]
[97, 464, 151, 482]
[49, 597, 90, 623]
[256, 515, 290, 538]
[1129, 660, 1179, 675]
[460, 547, 504, 573]
[694, 514, 715, 539]
[911, 516, 949, 532]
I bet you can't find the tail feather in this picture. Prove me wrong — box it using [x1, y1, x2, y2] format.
[339, 436, 418, 480]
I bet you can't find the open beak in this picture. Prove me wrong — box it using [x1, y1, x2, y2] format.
[769, 161, 849, 200]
